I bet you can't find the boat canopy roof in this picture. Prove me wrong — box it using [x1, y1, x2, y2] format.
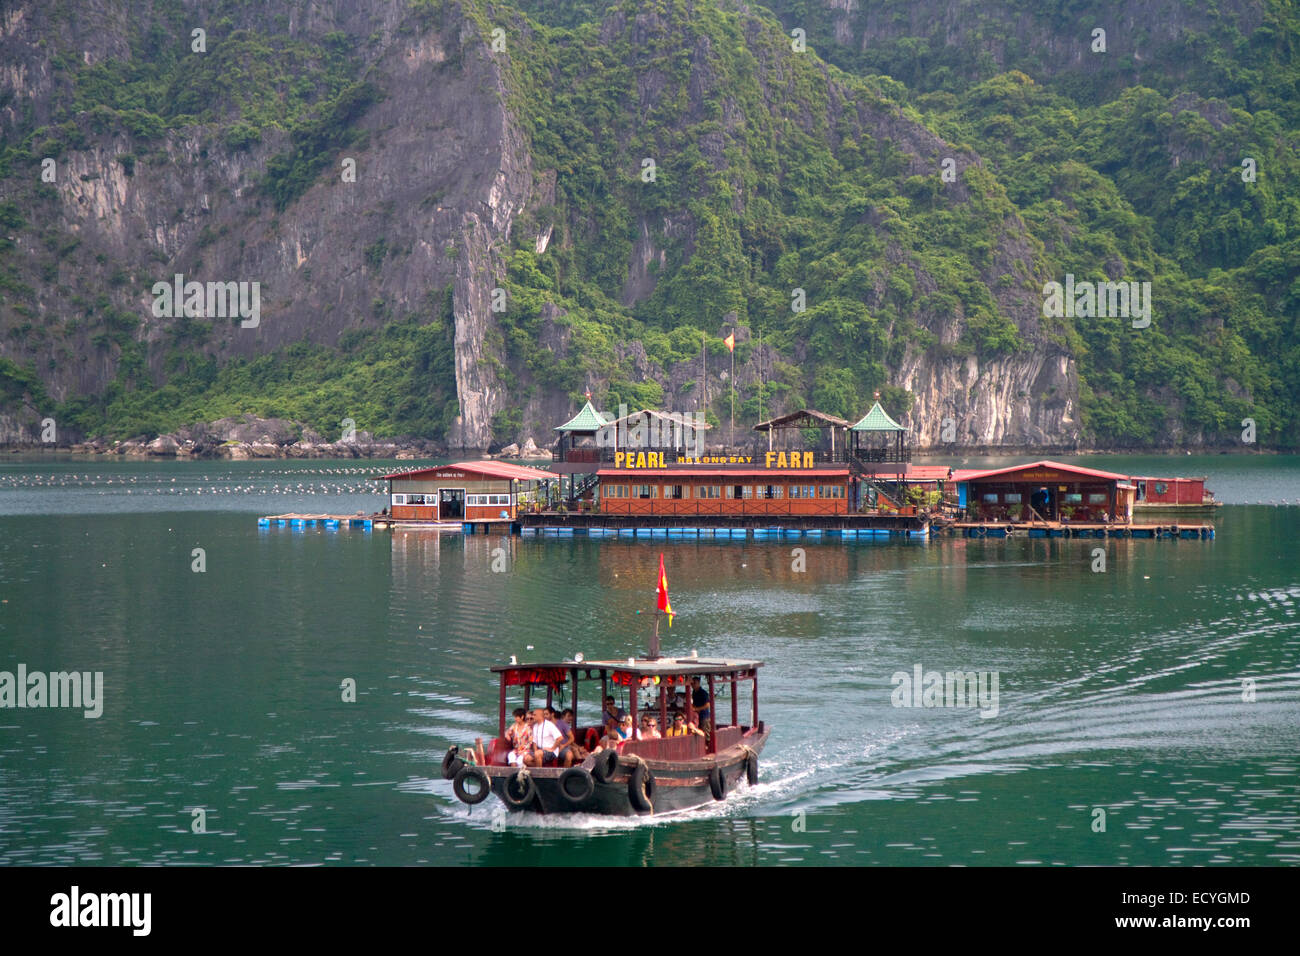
[491, 657, 762, 681]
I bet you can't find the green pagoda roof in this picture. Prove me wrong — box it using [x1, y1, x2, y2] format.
[850, 402, 907, 432]
[554, 400, 609, 432]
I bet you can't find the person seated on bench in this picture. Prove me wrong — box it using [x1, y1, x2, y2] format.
[666, 713, 705, 737]
[617, 715, 636, 740]
[556, 707, 586, 766]
[528, 708, 566, 767]
[591, 720, 623, 754]
[505, 708, 533, 767]
[637, 715, 661, 740]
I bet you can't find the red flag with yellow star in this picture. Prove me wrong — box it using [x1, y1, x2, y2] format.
[656, 552, 674, 626]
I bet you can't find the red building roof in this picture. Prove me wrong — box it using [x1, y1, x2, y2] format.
[951, 460, 1131, 482]
[377, 461, 557, 482]
[904, 465, 953, 481]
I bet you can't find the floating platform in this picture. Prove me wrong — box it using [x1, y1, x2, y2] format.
[514, 512, 929, 538]
[947, 521, 1214, 539]
[462, 520, 521, 535]
[257, 513, 379, 530]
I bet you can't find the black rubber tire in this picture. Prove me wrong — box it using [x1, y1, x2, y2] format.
[452, 765, 491, 805]
[503, 769, 537, 808]
[559, 767, 596, 805]
[441, 746, 465, 781]
[744, 752, 759, 786]
[628, 761, 655, 814]
[708, 765, 727, 801]
[592, 748, 620, 783]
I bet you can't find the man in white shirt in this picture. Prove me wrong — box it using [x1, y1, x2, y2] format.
[528, 708, 565, 767]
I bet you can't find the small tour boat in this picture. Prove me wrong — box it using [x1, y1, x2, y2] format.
[441, 556, 769, 816]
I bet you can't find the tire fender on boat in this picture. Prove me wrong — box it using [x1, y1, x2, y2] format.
[503, 769, 537, 808]
[741, 746, 759, 786]
[628, 758, 655, 814]
[708, 764, 727, 801]
[452, 765, 491, 805]
[441, 746, 465, 781]
[559, 766, 595, 805]
[592, 748, 620, 783]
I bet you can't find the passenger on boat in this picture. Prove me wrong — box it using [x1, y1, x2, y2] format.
[601, 696, 625, 726]
[638, 715, 661, 740]
[556, 708, 585, 766]
[689, 677, 712, 728]
[592, 722, 623, 754]
[505, 708, 533, 767]
[666, 713, 704, 737]
[618, 716, 635, 740]
[528, 708, 566, 767]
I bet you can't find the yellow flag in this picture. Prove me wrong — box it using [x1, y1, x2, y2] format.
[723, 332, 735, 352]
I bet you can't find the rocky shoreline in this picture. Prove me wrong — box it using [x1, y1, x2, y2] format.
[0, 414, 1283, 460]
[0, 415, 554, 461]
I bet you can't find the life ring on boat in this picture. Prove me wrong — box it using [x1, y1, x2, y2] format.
[592, 748, 620, 783]
[628, 759, 655, 814]
[559, 767, 595, 805]
[452, 765, 491, 805]
[708, 765, 727, 801]
[741, 746, 759, 786]
[441, 746, 465, 780]
[503, 769, 537, 808]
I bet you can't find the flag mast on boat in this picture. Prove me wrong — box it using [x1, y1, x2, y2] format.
[650, 552, 674, 659]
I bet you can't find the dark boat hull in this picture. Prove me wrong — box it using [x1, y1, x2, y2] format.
[479, 729, 769, 816]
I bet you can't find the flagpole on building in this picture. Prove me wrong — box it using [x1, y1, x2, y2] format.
[730, 330, 735, 447]
[702, 332, 707, 432]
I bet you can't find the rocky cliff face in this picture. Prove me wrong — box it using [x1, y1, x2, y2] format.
[3, 0, 1089, 451]
[1, 0, 543, 448]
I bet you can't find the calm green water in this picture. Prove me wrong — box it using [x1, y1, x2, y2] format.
[1, 456, 1297, 865]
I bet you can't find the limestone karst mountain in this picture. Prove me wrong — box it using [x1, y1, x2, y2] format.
[1, 0, 1295, 450]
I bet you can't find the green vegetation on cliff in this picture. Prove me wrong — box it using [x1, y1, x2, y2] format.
[1, 0, 1297, 447]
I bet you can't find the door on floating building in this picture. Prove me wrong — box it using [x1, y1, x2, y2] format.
[439, 488, 465, 520]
